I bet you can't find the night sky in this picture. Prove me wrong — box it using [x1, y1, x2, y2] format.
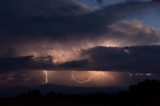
[0, 0, 160, 89]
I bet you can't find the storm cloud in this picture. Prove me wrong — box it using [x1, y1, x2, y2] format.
[0, 45, 159, 74]
[0, 55, 54, 73]
[58, 45, 160, 73]
[0, 0, 160, 78]
[0, 0, 160, 49]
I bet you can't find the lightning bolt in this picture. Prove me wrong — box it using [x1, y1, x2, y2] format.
[71, 71, 109, 84]
[43, 71, 48, 84]
[71, 71, 94, 84]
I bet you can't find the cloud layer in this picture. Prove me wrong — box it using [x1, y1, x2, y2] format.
[0, 45, 160, 73]
[0, 0, 160, 49]
[78, 45, 160, 73]
[0, 0, 159, 73]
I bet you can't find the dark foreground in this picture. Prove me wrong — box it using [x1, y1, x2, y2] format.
[1, 79, 160, 106]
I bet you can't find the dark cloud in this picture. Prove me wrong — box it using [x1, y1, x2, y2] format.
[0, 0, 160, 75]
[0, 45, 159, 73]
[58, 59, 89, 70]
[58, 45, 160, 73]
[0, 0, 159, 49]
[96, 0, 103, 4]
[0, 56, 54, 73]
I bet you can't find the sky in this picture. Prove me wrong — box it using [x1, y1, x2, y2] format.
[0, 0, 160, 88]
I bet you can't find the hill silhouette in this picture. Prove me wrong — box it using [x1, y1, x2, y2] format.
[0, 79, 160, 106]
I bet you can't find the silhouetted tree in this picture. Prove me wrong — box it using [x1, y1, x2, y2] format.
[129, 79, 160, 99]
